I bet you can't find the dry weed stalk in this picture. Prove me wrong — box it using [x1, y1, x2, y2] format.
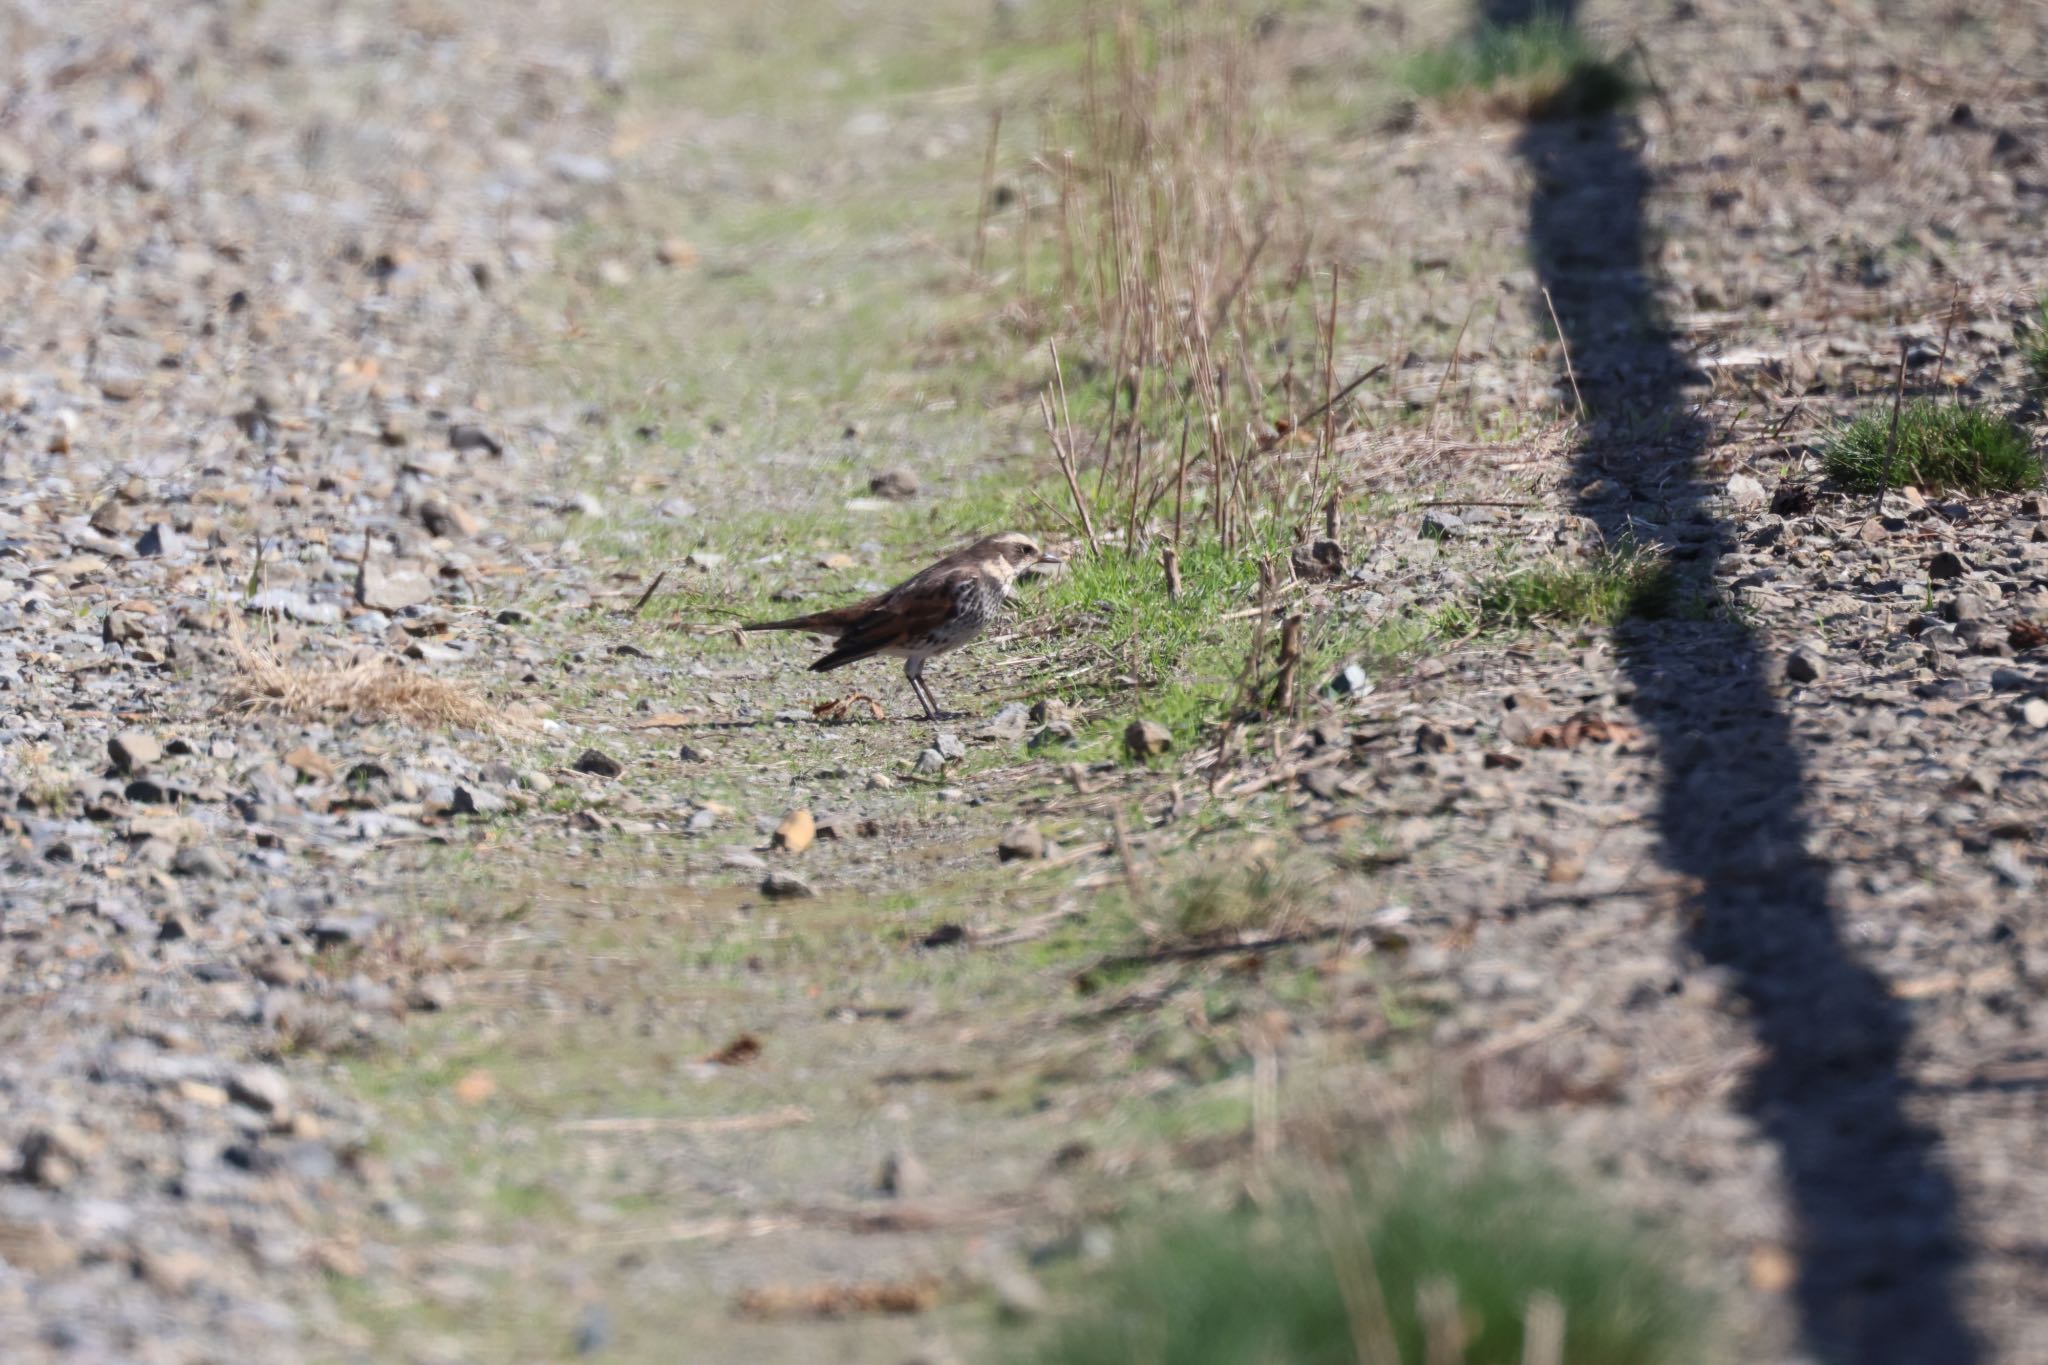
[1017, 0, 1368, 559]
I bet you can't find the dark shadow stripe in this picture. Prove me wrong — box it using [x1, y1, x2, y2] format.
[1477, 1, 1982, 1358]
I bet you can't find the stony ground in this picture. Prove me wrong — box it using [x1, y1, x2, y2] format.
[2, 0, 2047, 1363]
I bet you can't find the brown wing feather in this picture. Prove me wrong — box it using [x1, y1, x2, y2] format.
[809, 586, 958, 671]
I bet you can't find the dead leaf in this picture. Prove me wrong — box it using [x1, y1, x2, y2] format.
[814, 693, 886, 722]
[452, 1070, 496, 1105]
[1748, 1244, 1798, 1294]
[1521, 712, 1641, 749]
[706, 1033, 762, 1066]
[773, 809, 815, 854]
[734, 1274, 943, 1320]
[2010, 619, 2047, 651]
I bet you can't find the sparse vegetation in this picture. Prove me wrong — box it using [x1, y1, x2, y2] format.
[2017, 294, 2048, 396]
[1472, 549, 1683, 630]
[1143, 849, 1325, 945]
[1821, 400, 2041, 494]
[1402, 17, 1635, 122]
[1011, 1149, 1704, 1365]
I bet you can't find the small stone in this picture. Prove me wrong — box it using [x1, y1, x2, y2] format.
[1989, 845, 2036, 892]
[228, 1067, 292, 1117]
[1786, 645, 1827, 685]
[417, 498, 481, 538]
[987, 1259, 1048, 1321]
[1945, 593, 1991, 624]
[90, 500, 133, 535]
[915, 747, 947, 775]
[760, 872, 816, 900]
[1725, 473, 1767, 509]
[1290, 539, 1346, 580]
[172, 845, 234, 879]
[134, 523, 179, 557]
[360, 566, 433, 612]
[108, 730, 162, 772]
[18, 1125, 97, 1189]
[314, 915, 381, 947]
[979, 702, 1031, 742]
[408, 977, 456, 1012]
[1124, 718, 1173, 758]
[773, 809, 816, 853]
[103, 611, 147, 644]
[1414, 722, 1452, 754]
[96, 369, 145, 401]
[869, 468, 919, 499]
[448, 423, 502, 455]
[572, 1302, 614, 1356]
[1419, 510, 1464, 541]
[877, 1150, 931, 1198]
[997, 824, 1048, 862]
[1324, 663, 1371, 697]
[177, 1080, 230, 1107]
[573, 749, 624, 777]
[0, 1218, 77, 1273]
[452, 786, 508, 816]
[1028, 698, 1074, 726]
[1300, 768, 1344, 800]
[1990, 668, 2032, 693]
[935, 731, 968, 761]
[655, 236, 698, 268]
[283, 744, 336, 781]
[1927, 550, 1968, 580]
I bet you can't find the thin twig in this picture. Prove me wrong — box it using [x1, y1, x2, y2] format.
[1426, 300, 1478, 435]
[624, 570, 667, 617]
[972, 108, 1003, 276]
[1541, 287, 1587, 422]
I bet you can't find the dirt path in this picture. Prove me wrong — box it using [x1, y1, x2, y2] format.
[4, 0, 2047, 1362]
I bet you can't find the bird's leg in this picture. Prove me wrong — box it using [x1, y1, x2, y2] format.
[904, 657, 941, 723]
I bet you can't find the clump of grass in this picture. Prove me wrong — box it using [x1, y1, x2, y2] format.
[1402, 17, 1634, 121]
[2016, 295, 2048, 396]
[1011, 1149, 1705, 1365]
[1148, 850, 1325, 945]
[1821, 399, 2041, 494]
[1472, 549, 1680, 630]
[224, 637, 531, 735]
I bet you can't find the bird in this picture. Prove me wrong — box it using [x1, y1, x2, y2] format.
[744, 532, 1059, 722]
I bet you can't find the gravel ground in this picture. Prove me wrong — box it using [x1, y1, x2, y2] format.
[0, 0, 621, 1357]
[3, 0, 2047, 1361]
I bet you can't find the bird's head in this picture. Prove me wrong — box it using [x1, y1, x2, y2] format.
[976, 532, 1063, 582]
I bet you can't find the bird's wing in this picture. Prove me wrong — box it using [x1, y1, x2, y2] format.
[808, 582, 959, 672]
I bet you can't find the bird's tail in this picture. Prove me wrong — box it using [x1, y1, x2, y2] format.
[742, 615, 820, 632]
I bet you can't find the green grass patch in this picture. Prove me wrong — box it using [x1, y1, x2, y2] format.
[1402, 17, 1634, 121]
[1028, 537, 1461, 761]
[2017, 295, 2048, 397]
[1821, 399, 2041, 494]
[1471, 548, 1683, 630]
[1009, 1148, 1705, 1365]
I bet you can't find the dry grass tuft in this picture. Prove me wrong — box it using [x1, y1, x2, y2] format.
[222, 637, 526, 735]
[1141, 847, 1327, 947]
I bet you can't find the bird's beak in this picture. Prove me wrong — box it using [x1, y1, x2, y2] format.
[1035, 551, 1064, 568]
